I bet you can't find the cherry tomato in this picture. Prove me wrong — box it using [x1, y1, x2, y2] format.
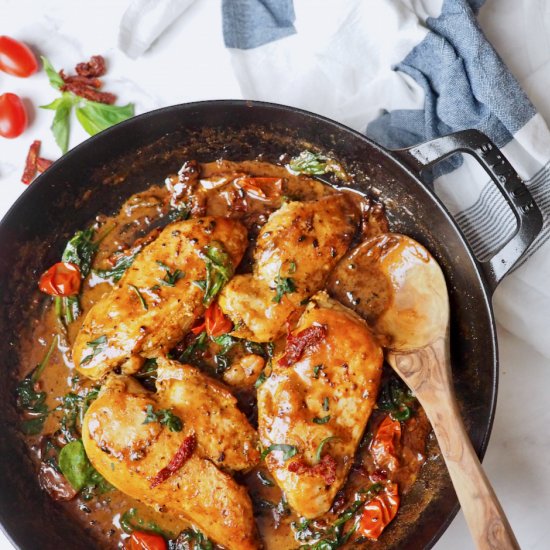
[369, 415, 401, 471]
[0, 35, 38, 77]
[38, 262, 81, 297]
[127, 531, 167, 550]
[191, 302, 232, 337]
[235, 176, 283, 200]
[0, 93, 27, 138]
[359, 482, 400, 540]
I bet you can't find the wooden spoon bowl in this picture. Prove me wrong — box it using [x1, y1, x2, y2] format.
[328, 233, 519, 550]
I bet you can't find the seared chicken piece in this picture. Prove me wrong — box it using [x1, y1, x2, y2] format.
[73, 217, 248, 380]
[218, 195, 358, 342]
[82, 358, 260, 550]
[257, 292, 383, 518]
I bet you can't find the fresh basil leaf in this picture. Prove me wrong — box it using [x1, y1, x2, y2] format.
[41, 56, 64, 89]
[315, 436, 339, 463]
[261, 443, 298, 462]
[61, 227, 97, 276]
[312, 415, 331, 425]
[75, 101, 134, 136]
[41, 94, 74, 153]
[58, 440, 91, 491]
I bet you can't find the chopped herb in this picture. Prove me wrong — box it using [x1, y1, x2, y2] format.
[261, 443, 298, 462]
[377, 375, 416, 422]
[313, 364, 323, 378]
[211, 334, 237, 354]
[178, 331, 208, 364]
[257, 471, 275, 487]
[128, 284, 148, 310]
[156, 260, 184, 287]
[288, 150, 348, 181]
[315, 436, 339, 463]
[272, 269, 296, 304]
[166, 206, 191, 222]
[94, 250, 139, 283]
[134, 358, 158, 390]
[292, 518, 314, 542]
[254, 359, 273, 389]
[196, 241, 234, 305]
[142, 405, 183, 432]
[323, 397, 330, 411]
[80, 335, 107, 366]
[288, 260, 297, 274]
[16, 337, 58, 435]
[121, 507, 174, 539]
[313, 415, 331, 425]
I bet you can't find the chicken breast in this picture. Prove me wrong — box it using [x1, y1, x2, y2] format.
[73, 217, 248, 380]
[218, 195, 358, 342]
[257, 291, 383, 518]
[82, 360, 260, 550]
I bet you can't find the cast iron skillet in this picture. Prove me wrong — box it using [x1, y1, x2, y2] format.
[0, 101, 542, 550]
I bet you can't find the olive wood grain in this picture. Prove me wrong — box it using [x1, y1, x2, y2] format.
[388, 338, 520, 550]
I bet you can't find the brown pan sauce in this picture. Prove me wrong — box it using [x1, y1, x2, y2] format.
[18, 159, 432, 549]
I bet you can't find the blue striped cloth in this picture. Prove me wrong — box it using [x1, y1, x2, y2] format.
[222, 0, 550, 356]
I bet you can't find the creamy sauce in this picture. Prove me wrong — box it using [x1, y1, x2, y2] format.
[18, 160, 432, 549]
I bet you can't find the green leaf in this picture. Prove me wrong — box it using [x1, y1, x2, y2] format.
[156, 260, 184, 287]
[41, 93, 74, 154]
[120, 507, 174, 538]
[197, 241, 234, 305]
[41, 56, 64, 89]
[315, 436, 339, 463]
[313, 415, 331, 425]
[142, 405, 182, 432]
[61, 227, 97, 276]
[261, 443, 298, 462]
[75, 101, 134, 136]
[80, 335, 107, 366]
[58, 440, 91, 491]
[128, 284, 148, 310]
[288, 150, 348, 181]
[94, 250, 139, 283]
[257, 471, 274, 487]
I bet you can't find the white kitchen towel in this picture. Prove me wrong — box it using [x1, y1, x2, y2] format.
[119, 0, 550, 357]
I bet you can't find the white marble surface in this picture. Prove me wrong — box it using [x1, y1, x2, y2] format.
[1, 1, 549, 549]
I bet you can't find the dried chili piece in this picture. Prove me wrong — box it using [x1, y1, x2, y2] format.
[287, 453, 337, 485]
[21, 140, 40, 184]
[36, 157, 53, 173]
[75, 55, 106, 77]
[278, 324, 327, 367]
[150, 434, 197, 488]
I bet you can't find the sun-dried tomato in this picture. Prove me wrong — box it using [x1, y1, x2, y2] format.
[60, 82, 116, 104]
[60, 70, 101, 89]
[235, 176, 283, 201]
[358, 482, 400, 540]
[370, 415, 401, 472]
[21, 140, 41, 184]
[278, 324, 327, 367]
[287, 453, 337, 485]
[36, 157, 53, 173]
[150, 434, 196, 488]
[75, 55, 106, 77]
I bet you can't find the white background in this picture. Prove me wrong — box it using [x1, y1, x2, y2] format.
[1, 1, 549, 549]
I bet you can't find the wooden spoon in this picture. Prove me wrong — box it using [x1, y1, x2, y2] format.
[328, 233, 520, 550]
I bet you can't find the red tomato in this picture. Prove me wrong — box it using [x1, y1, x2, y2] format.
[235, 176, 283, 200]
[358, 482, 400, 540]
[369, 415, 401, 471]
[38, 262, 81, 297]
[191, 302, 232, 337]
[0, 93, 27, 138]
[0, 36, 38, 77]
[127, 531, 167, 550]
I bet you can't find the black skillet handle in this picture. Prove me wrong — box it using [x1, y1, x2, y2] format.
[393, 129, 543, 293]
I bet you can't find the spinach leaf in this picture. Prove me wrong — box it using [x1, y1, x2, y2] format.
[315, 436, 339, 463]
[288, 150, 348, 181]
[128, 284, 148, 310]
[142, 405, 183, 432]
[156, 260, 184, 287]
[121, 507, 174, 539]
[377, 375, 416, 421]
[58, 440, 90, 491]
[170, 527, 213, 550]
[61, 227, 97, 276]
[80, 335, 107, 366]
[196, 241, 234, 305]
[94, 249, 139, 283]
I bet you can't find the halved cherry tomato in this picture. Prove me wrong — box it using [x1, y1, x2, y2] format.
[38, 262, 81, 297]
[191, 302, 232, 337]
[369, 415, 401, 471]
[126, 531, 167, 550]
[0, 93, 27, 138]
[0, 36, 38, 77]
[359, 482, 400, 540]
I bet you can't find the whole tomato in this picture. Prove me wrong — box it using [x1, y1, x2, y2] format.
[38, 262, 82, 297]
[0, 93, 28, 138]
[0, 35, 38, 77]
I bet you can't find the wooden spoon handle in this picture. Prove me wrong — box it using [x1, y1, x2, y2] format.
[390, 340, 520, 550]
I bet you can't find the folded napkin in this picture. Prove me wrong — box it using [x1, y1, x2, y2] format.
[119, 0, 550, 357]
